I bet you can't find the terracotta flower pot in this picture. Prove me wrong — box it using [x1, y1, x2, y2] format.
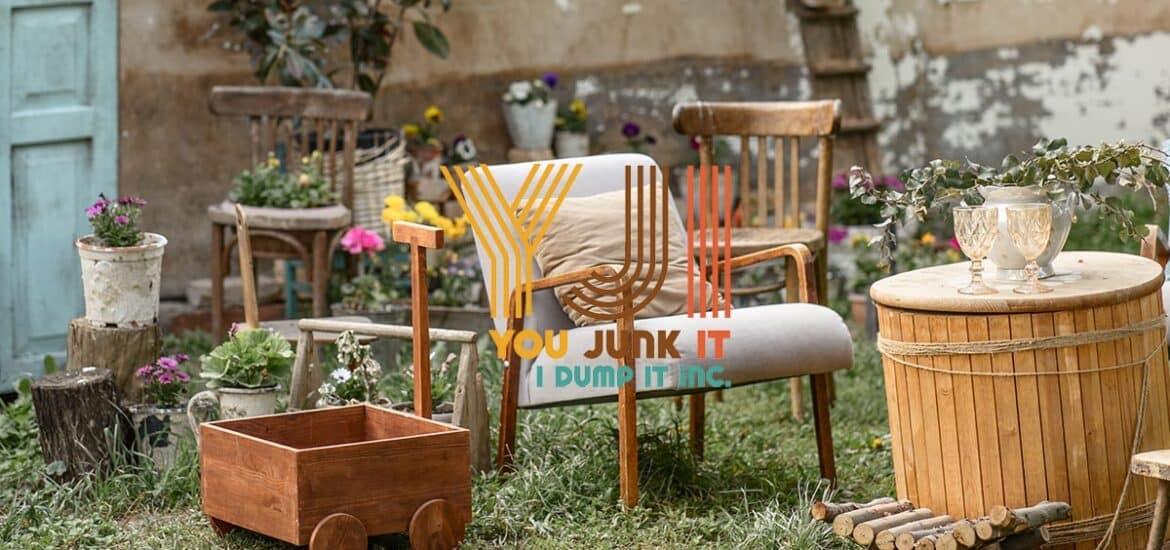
[76, 232, 167, 326]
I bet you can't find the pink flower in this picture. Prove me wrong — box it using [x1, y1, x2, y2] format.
[828, 225, 848, 244]
[136, 365, 153, 377]
[114, 215, 129, 225]
[832, 174, 848, 190]
[949, 237, 961, 250]
[177, 371, 190, 382]
[340, 226, 385, 256]
[86, 205, 104, 218]
[174, 353, 188, 363]
[158, 356, 178, 369]
[158, 373, 173, 385]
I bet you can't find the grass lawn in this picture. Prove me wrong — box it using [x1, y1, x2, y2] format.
[0, 336, 893, 549]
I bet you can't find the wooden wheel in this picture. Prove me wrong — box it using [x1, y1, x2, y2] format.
[310, 513, 366, 550]
[208, 516, 236, 537]
[409, 498, 463, 550]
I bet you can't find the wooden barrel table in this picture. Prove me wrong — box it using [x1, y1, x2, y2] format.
[871, 251, 1170, 549]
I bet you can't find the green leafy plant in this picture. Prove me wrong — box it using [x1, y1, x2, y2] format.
[208, 0, 453, 94]
[318, 330, 384, 403]
[850, 138, 1170, 263]
[199, 328, 293, 389]
[382, 342, 458, 404]
[229, 151, 338, 208]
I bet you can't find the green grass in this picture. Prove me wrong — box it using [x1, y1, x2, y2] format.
[0, 337, 893, 549]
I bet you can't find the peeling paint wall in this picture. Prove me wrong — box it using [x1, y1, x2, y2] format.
[858, 0, 1170, 172]
[118, 0, 1170, 295]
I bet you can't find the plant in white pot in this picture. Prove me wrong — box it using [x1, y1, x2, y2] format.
[129, 353, 193, 467]
[192, 326, 293, 421]
[554, 98, 589, 158]
[503, 73, 557, 150]
[849, 138, 1170, 279]
[76, 196, 166, 326]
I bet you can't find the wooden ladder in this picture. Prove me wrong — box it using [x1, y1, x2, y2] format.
[789, 0, 883, 174]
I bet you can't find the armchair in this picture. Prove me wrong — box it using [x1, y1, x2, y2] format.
[457, 154, 853, 508]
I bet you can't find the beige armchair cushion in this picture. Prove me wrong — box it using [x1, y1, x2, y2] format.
[529, 184, 717, 326]
[518, 303, 853, 408]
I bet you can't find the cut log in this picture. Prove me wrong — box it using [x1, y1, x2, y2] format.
[66, 318, 160, 403]
[976, 501, 1069, 541]
[933, 532, 963, 550]
[996, 526, 1050, 550]
[988, 501, 1071, 531]
[950, 518, 983, 547]
[31, 367, 132, 480]
[914, 534, 939, 550]
[855, 509, 935, 546]
[832, 500, 914, 537]
[812, 497, 896, 522]
[885, 516, 954, 550]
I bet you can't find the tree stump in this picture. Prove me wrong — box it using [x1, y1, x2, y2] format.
[31, 367, 131, 480]
[67, 318, 160, 402]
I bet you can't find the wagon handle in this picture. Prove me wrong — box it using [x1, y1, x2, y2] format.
[392, 221, 445, 418]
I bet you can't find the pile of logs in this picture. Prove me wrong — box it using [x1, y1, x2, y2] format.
[811, 498, 1071, 550]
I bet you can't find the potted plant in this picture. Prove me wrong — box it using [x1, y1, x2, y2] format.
[192, 326, 293, 421]
[850, 138, 1170, 278]
[555, 98, 589, 157]
[228, 151, 338, 209]
[503, 73, 558, 150]
[402, 106, 477, 200]
[621, 121, 656, 154]
[316, 330, 389, 407]
[76, 195, 167, 327]
[129, 354, 193, 467]
[387, 343, 460, 422]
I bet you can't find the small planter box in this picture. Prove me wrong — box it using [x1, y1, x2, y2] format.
[201, 404, 471, 549]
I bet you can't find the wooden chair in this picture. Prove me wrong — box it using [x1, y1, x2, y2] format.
[207, 86, 371, 342]
[459, 154, 854, 508]
[672, 100, 841, 419]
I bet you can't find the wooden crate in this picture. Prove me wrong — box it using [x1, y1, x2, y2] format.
[201, 404, 471, 546]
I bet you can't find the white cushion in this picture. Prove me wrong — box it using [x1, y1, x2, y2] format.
[518, 303, 853, 408]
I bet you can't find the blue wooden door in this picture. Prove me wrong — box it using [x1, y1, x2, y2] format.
[0, 0, 117, 388]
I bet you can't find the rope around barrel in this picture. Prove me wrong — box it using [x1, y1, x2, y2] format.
[877, 313, 1166, 548]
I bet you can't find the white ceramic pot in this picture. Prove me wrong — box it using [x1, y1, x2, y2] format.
[187, 385, 279, 447]
[76, 232, 166, 326]
[554, 131, 589, 158]
[979, 185, 1073, 280]
[504, 100, 557, 149]
[129, 403, 190, 468]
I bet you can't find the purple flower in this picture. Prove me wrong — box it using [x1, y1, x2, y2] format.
[157, 356, 178, 369]
[541, 72, 558, 88]
[621, 122, 640, 138]
[114, 215, 129, 225]
[158, 373, 173, 385]
[645, 135, 657, 145]
[86, 205, 104, 219]
[136, 365, 153, 377]
[829, 225, 849, 244]
[174, 353, 189, 363]
[177, 371, 190, 382]
[832, 174, 848, 190]
[689, 136, 701, 151]
[453, 135, 467, 145]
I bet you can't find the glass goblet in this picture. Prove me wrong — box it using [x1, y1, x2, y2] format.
[1006, 204, 1054, 294]
[953, 206, 999, 295]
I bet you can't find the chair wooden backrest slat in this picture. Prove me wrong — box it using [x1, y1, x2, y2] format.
[672, 100, 840, 235]
[209, 86, 372, 210]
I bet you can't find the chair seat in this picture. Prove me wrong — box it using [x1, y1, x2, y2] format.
[208, 201, 351, 231]
[692, 227, 824, 259]
[519, 302, 852, 408]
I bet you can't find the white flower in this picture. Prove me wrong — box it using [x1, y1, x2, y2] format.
[330, 367, 352, 382]
[454, 138, 477, 160]
[503, 92, 514, 102]
[507, 81, 532, 102]
[318, 382, 335, 397]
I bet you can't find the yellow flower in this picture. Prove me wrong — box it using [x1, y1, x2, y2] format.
[266, 153, 280, 169]
[946, 249, 961, 262]
[570, 99, 586, 117]
[871, 437, 884, 450]
[424, 105, 443, 124]
[850, 234, 869, 247]
[383, 195, 406, 209]
[297, 173, 311, 186]
[920, 232, 936, 246]
[403, 124, 420, 139]
[381, 206, 419, 225]
[414, 201, 440, 222]
[301, 156, 310, 165]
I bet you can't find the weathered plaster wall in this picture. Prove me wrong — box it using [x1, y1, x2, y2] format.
[857, 0, 1170, 172]
[118, 0, 1170, 295]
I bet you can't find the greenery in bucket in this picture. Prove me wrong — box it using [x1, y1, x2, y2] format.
[199, 327, 293, 389]
[849, 138, 1170, 263]
[85, 195, 147, 247]
[229, 151, 338, 208]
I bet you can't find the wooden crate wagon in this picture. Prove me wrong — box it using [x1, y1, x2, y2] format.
[201, 404, 470, 549]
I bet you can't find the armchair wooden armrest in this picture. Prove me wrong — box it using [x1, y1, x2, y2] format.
[708, 243, 819, 304]
[1141, 224, 1169, 270]
[505, 265, 620, 332]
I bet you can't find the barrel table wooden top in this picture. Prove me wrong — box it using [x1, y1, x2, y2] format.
[870, 251, 1170, 549]
[870, 251, 1164, 313]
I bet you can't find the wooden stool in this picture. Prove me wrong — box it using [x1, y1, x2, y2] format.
[1132, 450, 1170, 550]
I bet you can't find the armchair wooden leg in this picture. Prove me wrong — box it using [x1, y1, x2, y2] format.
[785, 260, 806, 420]
[618, 377, 638, 509]
[211, 223, 226, 344]
[673, 396, 682, 411]
[810, 373, 836, 485]
[789, 379, 804, 421]
[496, 357, 520, 473]
[689, 393, 705, 460]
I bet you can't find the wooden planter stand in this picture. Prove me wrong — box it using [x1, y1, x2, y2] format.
[201, 404, 471, 549]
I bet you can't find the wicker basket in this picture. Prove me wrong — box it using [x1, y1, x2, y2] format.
[348, 130, 408, 236]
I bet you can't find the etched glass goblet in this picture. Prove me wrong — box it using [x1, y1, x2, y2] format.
[953, 206, 999, 295]
[1006, 204, 1053, 294]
